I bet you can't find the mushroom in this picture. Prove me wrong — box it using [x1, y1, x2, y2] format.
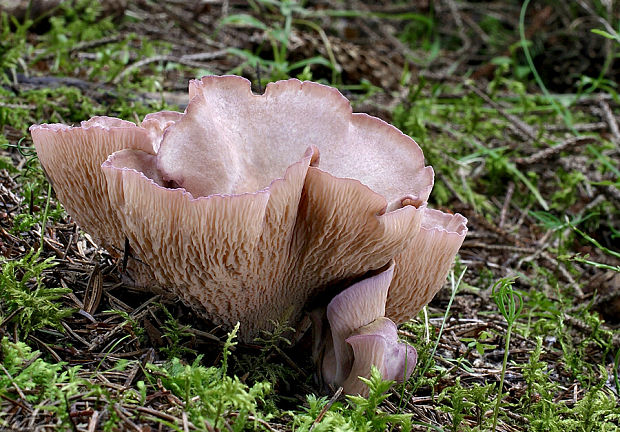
[345, 318, 417, 396]
[30, 76, 467, 349]
[312, 261, 417, 396]
[389, 208, 468, 322]
[30, 118, 158, 286]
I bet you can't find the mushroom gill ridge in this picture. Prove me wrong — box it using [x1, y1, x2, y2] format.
[30, 75, 466, 347]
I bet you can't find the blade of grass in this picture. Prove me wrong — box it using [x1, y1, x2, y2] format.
[568, 219, 620, 260]
[586, 144, 620, 178]
[415, 267, 466, 385]
[491, 277, 523, 432]
[450, 126, 550, 211]
[519, 0, 576, 134]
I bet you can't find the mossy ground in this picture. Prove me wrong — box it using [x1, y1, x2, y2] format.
[0, 1, 619, 431]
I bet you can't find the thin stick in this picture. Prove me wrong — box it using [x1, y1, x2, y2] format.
[463, 82, 537, 141]
[599, 98, 620, 144]
[310, 387, 343, 431]
[499, 182, 514, 228]
[87, 411, 100, 432]
[514, 136, 597, 166]
[113, 51, 228, 84]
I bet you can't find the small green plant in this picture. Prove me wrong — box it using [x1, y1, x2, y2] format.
[236, 319, 299, 390]
[38, 1, 114, 71]
[490, 276, 523, 432]
[438, 377, 475, 431]
[438, 378, 497, 431]
[146, 323, 271, 431]
[468, 382, 498, 429]
[158, 304, 196, 359]
[292, 366, 412, 431]
[521, 336, 564, 429]
[462, 330, 497, 357]
[0, 337, 86, 428]
[0, 12, 32, 83]
[572, 378, 620, 432]
[346, 366, 412, 431]
[0, 250, 73, 337]
[222, 0, 337, 84]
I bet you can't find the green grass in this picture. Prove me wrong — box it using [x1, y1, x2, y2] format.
[0, 0, 619, 430]
[0, 249, 73, 337]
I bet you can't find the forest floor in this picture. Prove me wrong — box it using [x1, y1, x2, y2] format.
[0, 1, 619, 431]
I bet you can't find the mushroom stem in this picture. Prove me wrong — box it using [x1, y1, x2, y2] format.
[313, 262, 416, 396]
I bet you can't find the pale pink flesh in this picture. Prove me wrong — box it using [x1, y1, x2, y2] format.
[96, 79, 432, 340]
[141, 111, 183, 153]
[157, 76, 433, 208]
[29, 117, 153, 250]
[103, 144, 425, 340]
[387, 208, 468, 323]
[320, 264, 417, 396]
[347, 317, 417, 383]
[344, 317, 417, 396]
[326, 262, 394, 383]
